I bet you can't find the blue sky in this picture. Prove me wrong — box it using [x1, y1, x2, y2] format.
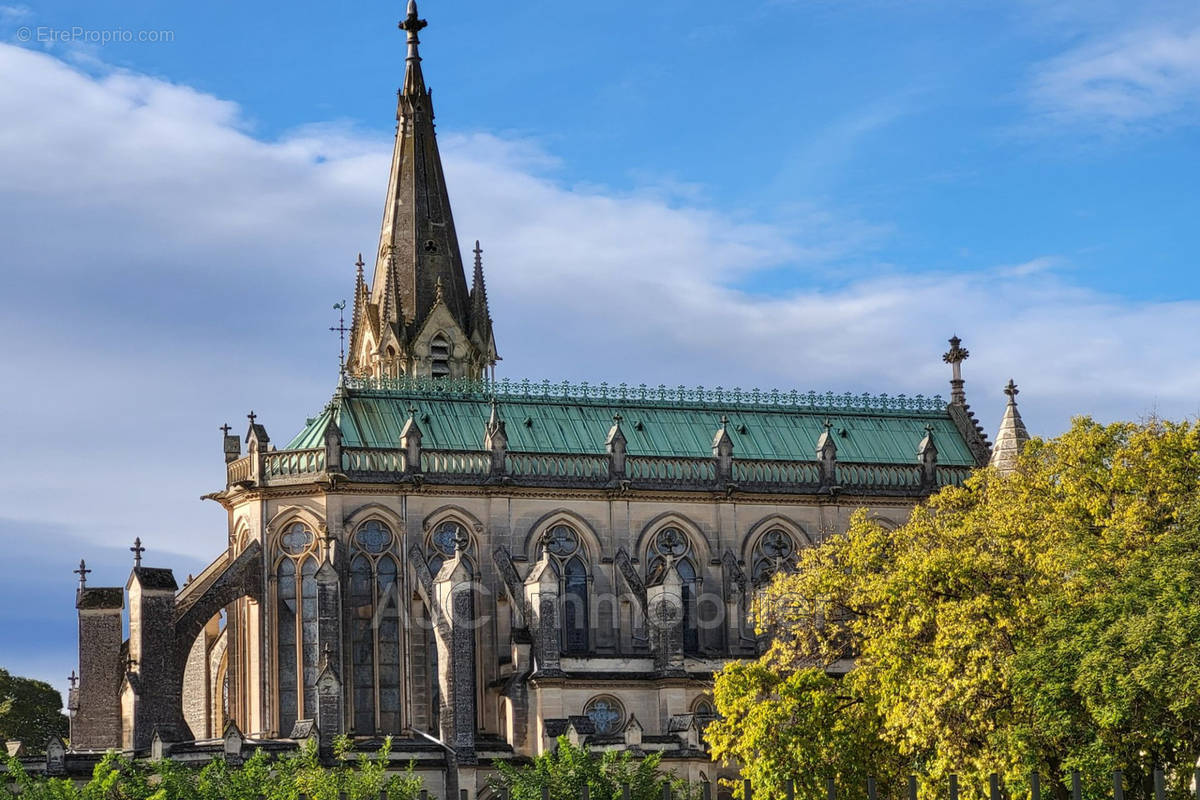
[1, 0, 1199, 707]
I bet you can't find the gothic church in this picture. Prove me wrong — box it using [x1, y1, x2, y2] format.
[63, 4, 1030, 796]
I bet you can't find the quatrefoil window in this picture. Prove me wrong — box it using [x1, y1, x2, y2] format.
[584, 696, 625, 735]
[354, 520, 392, 554]
[280, 522, 314, 555]
[432, 520, 468, 556]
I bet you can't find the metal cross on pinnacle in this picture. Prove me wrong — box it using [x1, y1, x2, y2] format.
[68, 670, 78, 689]
[330, 300, 348, 374]
[74, 559, 91, 588]
[130, 537, 145, 567]
[220, 423, 232, 437]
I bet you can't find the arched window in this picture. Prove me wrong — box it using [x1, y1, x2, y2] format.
[349, 520, 401, 734]
[541, 524, 590, 654]
[750, 528, 798, 587]
[692, 695, 718, 733]
[646, 527, 700, 653]
[430, 335, 450, 378]
[275, 521, 318, 735]
[583, 695, 626, 735]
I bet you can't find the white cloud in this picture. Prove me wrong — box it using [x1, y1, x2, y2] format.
[3, 42, 1200, 568]
[1030, 25, 1200, 129]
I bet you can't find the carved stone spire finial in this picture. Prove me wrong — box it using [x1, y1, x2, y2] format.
[942, 335, 970, 405]
[130, 537, 144, 568]
[399, 0, 428, 98]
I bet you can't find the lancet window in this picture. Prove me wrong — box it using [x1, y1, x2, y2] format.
[646, 527, 700, 652]
[540, 524, 590, 654]
[275, 521, 318, 735]
[349, 520, 401, 734]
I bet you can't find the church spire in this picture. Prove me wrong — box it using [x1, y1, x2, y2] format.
[989, 379, 1030, 474]
[346, 4, 498, 380]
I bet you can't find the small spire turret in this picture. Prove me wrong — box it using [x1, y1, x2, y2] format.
[989, 379, 1030, 474]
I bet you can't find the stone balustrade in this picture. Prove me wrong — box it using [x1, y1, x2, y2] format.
[224, 444, 973, 496]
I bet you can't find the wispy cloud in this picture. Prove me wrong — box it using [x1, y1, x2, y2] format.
[4, 39, 1200, 576]
[1030, 25, 1200, 130]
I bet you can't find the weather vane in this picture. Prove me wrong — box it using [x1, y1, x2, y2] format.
[330, 300, 348, 374]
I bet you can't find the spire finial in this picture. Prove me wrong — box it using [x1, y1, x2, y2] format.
[355, 253, 365, 276]
[247, 410, 257, 425]
[474, 240, 482, 270]
[220, 423, 232, 437]
[399, 0, 428, 97]
[68, 670, 78, 689]
[130, 537, 145, 567]
[942, 335, 970, 405]
[74, 559, 91, 588]
[1004, 379, 1019, 403]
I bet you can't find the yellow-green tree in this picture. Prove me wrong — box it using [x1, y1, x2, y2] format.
[709, 418, 1200, 800]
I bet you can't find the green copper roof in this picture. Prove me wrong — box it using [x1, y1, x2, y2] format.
[284, 377, 977, 467]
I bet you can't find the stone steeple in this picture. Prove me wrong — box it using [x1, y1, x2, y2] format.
[346, 1, 497, 380]
[989, 379, 1030, 474]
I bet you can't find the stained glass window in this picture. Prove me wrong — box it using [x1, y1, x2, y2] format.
[646, 527, 700, 653]
[539, 525, 589, 654]
[350, 522, 401, 734]
[584, 696, 625, 734]
[751, 529, 798, 587]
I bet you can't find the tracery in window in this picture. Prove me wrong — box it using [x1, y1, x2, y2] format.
[428, 519, 472, 574]
[646, 527, 700, 652]
[750, 528, 798, 587]
[275, 521, 318, 735]
[348, 520, 400, 735]
[539, 524, 589, 654]
[584, 695, 626, 735]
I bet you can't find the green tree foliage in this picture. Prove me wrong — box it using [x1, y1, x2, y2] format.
[708, 418, 1200, 800]
[492, 736, 693, 800]
[4, 737, 423, 800]
[0, 670, 68, 754]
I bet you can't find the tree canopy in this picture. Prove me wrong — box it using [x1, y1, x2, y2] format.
[708, 418, 1200, 800]
[0, 669, 68, 753]
[491, 736, 694, 800]
[4, 737, 422, 800]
